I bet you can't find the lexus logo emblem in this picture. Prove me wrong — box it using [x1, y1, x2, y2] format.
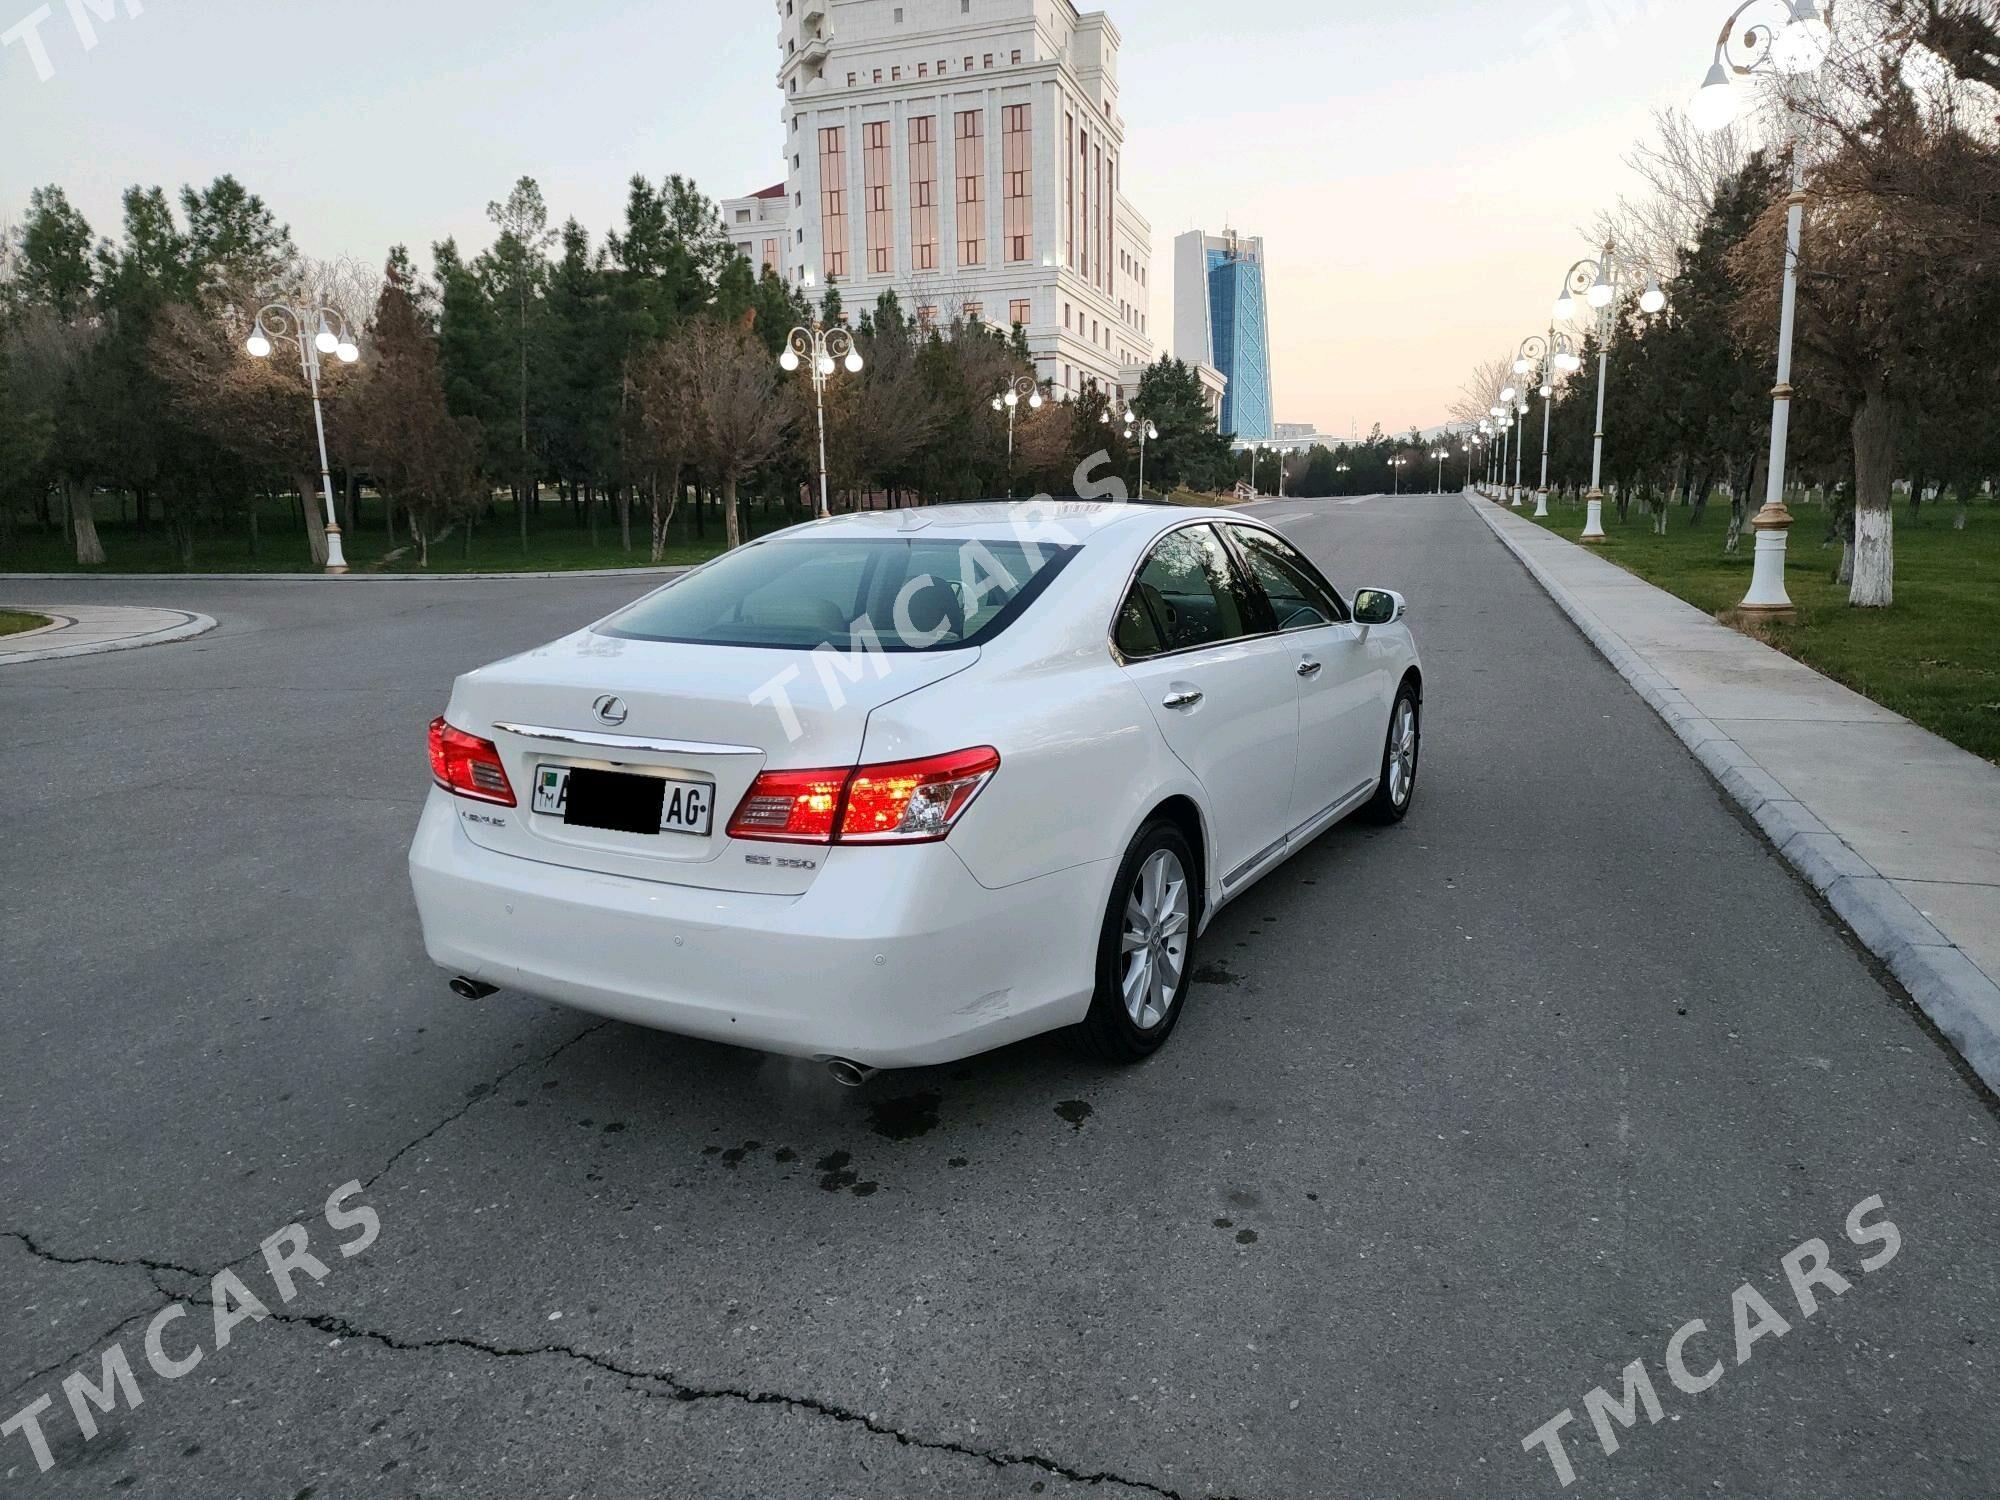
[593, 695, 629, 727]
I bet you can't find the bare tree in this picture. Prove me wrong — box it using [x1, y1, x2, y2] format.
[1591, 107, 1757, 276]
[676, 318, 795, 549]
[633, 331, 695, 562]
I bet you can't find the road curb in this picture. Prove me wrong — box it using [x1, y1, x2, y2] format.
[1465, 492, 2000, 1097]
[0, 567, 689, 583]
[0, 608, 219, 664]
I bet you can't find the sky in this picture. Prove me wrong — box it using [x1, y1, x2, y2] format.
[3, 0, 1731, 438]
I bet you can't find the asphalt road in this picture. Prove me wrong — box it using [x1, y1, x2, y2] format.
[3, 494, 1995, 1499]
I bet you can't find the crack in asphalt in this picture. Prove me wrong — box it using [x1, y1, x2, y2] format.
[216, 1298, 1242, 1500]
[2, 1020, 608, 1401]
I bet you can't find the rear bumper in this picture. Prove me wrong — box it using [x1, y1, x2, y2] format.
[407, 792, 1106, 1067]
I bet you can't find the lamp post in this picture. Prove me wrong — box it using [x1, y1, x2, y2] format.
[1122, 408, 1159, 497]
[1513, 393, 1531, 505]
[1692, 0, 1832, 614]
[1515, 331, 1583, 517]
[1554, 240, 1669, 542]
[1390, 455, 1407, 495]
[246, 302, 360, 574]
[1433, 448, 1447, 493]
[781, 320, 864, 519]
[1492, 399, 1513, 504]
[990, 374, 1044, 458]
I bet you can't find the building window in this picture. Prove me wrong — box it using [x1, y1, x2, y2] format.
[1002, 102, 1031, 263]
[818, 125, 849, 280]
[847, 72, 857, 86]
[918, 304, 938, 329]
[1011, 49, 1022, 64]
[964, 55, 974, 71]
[983, 53, 993, 68]
[955, 109, 985, 267]
[891, 66, 901, 80]
[909, 115, 938, 272]
[1063, 302, 1071, 329]
[961, 0, 970, 9]
[762, 238, 780, 273]
[964, 301, 984, 323]
[736, 208, 752, 223]
[1010, 298, 1030, 327]
[918, 62, 927, 77]
[894, 5, 904, 18]
[863, 120, 893, 276]
[938, 57, 948, 73]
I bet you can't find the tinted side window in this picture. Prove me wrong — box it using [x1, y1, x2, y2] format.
[1229, 526, 1348, 628]
[1121, 525, 1258, 656]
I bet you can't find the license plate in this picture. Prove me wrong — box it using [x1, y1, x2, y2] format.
[532, 766, 714, 838]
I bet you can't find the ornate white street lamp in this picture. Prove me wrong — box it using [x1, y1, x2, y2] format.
[990, 374, 1044, 458]
[1553, 239, 1669, 542]
[246, 302, 360, 574]
[1390, 455, 1408, 495]
[1515, 331, 1584, 517]
[781, 320, 864, 519]
[1691, 0, 1833, 614]
[1432, 447, 1447, 493]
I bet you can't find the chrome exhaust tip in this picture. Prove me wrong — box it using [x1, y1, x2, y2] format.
[824, 1058, 875, 1088]
[450, 976, 499, 1001]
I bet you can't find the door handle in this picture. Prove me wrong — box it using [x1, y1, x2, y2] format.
[1297, 660, 1323, 678]
[1162, 689, 1204, 709]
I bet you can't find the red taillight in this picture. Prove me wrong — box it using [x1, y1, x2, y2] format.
[726, 767, 850, 844]
[839, 747, 1000, 843]
[726, 747, 1000, 847]
[428, 717, 516, 807]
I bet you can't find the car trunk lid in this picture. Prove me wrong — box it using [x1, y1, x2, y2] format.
[441, 629, 979, 895]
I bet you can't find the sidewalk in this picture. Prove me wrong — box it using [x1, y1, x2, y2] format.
[1467, 492, 2000, 1097]
[0, 604, 217, 664]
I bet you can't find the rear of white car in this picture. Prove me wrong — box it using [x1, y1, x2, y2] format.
[407, 515, 1122, 1068]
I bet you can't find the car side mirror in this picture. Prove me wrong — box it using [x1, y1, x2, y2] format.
[1352, 588, 1405, 627]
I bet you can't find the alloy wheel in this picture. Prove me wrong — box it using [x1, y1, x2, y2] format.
[1387, 698, 1419, 808]
[1119, 848, 1190, 1030]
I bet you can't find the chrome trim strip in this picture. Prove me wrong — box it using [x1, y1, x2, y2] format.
[1287, 781, 1373, 842]
[1220, 780, 1375, 894]
[1222, 835, 1290, 891]
[492, 723, 764, 757]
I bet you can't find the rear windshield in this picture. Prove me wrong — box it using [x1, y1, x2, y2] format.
[598, 536, 1078, 653]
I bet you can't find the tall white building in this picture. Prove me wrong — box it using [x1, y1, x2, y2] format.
[722, 0, 1154, 399]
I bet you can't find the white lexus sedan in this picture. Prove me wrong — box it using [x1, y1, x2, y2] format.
[408, 503, 1421, 1081]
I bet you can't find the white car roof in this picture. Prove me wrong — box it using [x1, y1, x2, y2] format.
[783, 502, 1250, 545]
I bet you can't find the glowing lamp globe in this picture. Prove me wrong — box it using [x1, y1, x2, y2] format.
[245, 333, 272, 358]
[1690, 62, 1740, 134]
[1771, 9, 1832, 74]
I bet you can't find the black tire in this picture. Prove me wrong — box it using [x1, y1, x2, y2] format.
[1362, 681, 1421, 824]
[1072, 820, 1200, 1063]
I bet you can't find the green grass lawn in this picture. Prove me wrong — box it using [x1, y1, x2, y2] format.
[0, 609, 51, 637]
[1525, 497, 2000, 764]
[0, 497, 807, 576]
